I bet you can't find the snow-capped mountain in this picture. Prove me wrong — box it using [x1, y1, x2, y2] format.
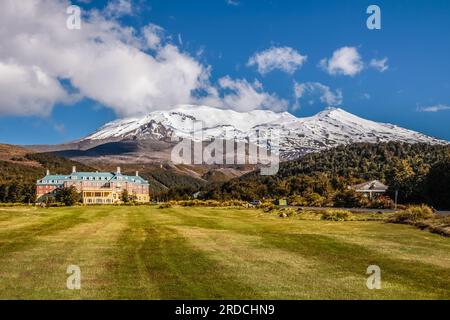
[80, 104, 447, 160]
[84, 105, 297, 141]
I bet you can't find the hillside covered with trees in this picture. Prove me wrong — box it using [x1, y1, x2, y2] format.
[199, 143, 450, 209]
[0, 147, 95, 203]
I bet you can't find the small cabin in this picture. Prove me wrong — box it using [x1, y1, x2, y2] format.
[349, 180, 388, 199]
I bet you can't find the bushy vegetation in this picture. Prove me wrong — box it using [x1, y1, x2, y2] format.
[388, 205, 450, 237]
[390, 205, 435, 223]
[417, 216, 450, 237]
[320, 209, 353, 221]
[0, 182, 36, 204]
[157, 199, 248, 208]
[0, 152, 94, 204]
[157, 203, 173, 209]
[422, 159, 450, 209]
[54, 186, 81, 206]
[121, 189, 130, 203]
[200, 143, 450, 209]
[25, 153, 94, 173]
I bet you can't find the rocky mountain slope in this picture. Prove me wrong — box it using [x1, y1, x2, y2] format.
[75, 105, 447, 161]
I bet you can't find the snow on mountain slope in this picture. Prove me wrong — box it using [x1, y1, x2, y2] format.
[82, 105, 448, 159]
[85, 105, 297, 140]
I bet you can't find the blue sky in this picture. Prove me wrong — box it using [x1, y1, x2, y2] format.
[0, 0, 449, 145]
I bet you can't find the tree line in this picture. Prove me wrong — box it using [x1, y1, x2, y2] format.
[195, 142, 450, 209]
[0, 152, 94, 204]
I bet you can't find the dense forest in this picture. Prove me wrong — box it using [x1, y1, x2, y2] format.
[0, 152, 94, 203]
[141, 167, 206, 194]
[196, 143, 450, 209]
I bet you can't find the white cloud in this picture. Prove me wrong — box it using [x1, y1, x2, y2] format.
[247, 47, 307, 75]
[201, 77, 288, 112]
[54, 123, 66, 134]
[104, 0, 133, 18]
[320, 46, 363, 76]
[0, 0, 287, 117]
[142, 24, 165, 49]
[370, 57, 389, 72]
[293, 81, 343, 109]
[226, 0, 240, 6]
[417, 104, 450, 112]
[0, 62, 70, 116]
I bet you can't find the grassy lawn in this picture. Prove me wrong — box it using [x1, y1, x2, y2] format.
[0, 205, 449, 299]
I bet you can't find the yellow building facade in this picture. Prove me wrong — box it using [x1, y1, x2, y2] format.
[36, 167, 150, 204]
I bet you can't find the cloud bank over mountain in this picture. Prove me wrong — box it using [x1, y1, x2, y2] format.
[0, 0, 287, 117]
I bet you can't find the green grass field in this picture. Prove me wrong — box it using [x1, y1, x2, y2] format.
[0, 206, 449, 299]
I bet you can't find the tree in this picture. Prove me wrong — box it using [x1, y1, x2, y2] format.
[0, 184, 8, 202]
[424, 158, 450, 209]
[121, 189, 130, 203]
[55, 186, 80, 206]
[333, 189, 366, 208]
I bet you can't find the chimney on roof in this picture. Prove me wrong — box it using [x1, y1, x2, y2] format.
[136, 171, 139, 177]
[46, 169, 50, 176]
[117, 166, 121, 174]
[72, 166, 76, 173]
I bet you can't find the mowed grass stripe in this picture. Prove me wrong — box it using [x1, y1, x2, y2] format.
[0, 207, 73, 233]
[159, 207, 450, 299]
[262, 232, 449, 299]
[0, 207, 126, 299]
[0, 206, 448, 299]
[0, 207, 114, 257]
[106, 208, 258, 299]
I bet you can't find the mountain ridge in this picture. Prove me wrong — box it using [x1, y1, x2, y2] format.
[69, 104, 447, 161]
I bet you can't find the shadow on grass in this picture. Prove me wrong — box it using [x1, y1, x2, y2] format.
[108, 210, 258, 299]
[168, 208, 450, 298]
[0, 209, 110, 257]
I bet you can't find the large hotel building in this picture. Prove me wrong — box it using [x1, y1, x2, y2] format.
[36, 167, 150, 204]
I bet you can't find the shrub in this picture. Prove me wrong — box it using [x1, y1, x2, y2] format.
[157, 203, 172, 209]
[278, 208, 297, 218]
[54, 186, 80, 206]
[261, 202, 276, 212]
[367, 196, 395, 209]
[0, 202, 32, 207]
[333, 189, 366, 208]
[305, 193, 326, 207]
[321, 209, 352, 221]
[289, 195, 308, 206]
[390, 205, 435, 223]
[162, 200, 247, 208]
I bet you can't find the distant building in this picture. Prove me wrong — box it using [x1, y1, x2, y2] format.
[349, 180, 388, 199]
[36, 166, 150, 204]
